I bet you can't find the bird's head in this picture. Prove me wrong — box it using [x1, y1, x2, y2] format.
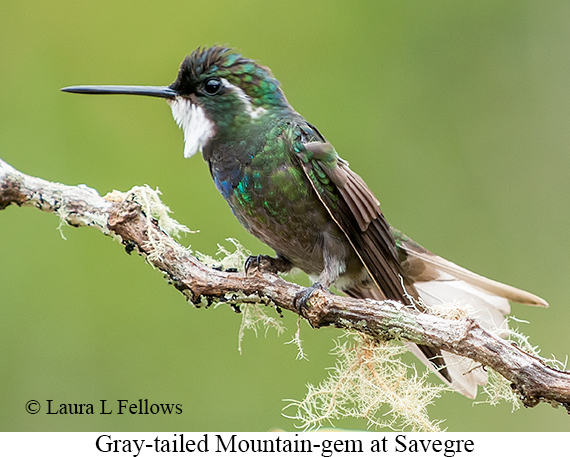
[62, 46, 290, 159]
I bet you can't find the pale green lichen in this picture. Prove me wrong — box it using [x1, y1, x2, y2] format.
[283, 333, 446, 432]
[129, 186, 192, 239]
[127, 185, 194, 262]
[56, 202, 70, 240]
[475, 367, 520, 411]
[237, 301, 286, 353]
[284, 316, 309, 361]
[475, 316, 566, 411]
[195, 239, 287, 353]
[195, 238, 249, 272]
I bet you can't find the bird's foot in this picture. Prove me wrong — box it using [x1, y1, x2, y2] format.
[293, 282, 326, 315]
[244, 254, 291, 275]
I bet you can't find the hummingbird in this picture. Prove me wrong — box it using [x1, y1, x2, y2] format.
[62, 46, 548, 398]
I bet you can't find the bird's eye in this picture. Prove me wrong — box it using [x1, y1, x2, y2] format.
[203, 78, 222, 95]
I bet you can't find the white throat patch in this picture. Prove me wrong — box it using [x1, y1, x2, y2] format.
[168, 97, 215, 158]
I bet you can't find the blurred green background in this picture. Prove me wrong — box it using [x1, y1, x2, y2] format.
[1, 0, 569, 432]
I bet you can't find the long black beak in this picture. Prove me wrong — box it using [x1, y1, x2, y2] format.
[61, 85, 177, 99]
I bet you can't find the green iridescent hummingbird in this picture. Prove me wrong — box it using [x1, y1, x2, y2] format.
[62, 46, 547, 398]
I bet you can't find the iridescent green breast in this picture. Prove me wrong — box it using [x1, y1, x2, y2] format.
[213, 123, 334, 272]
[232, 158, 312, 223]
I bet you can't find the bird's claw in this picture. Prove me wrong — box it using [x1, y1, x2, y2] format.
[293, 282, 326, 315]
[244, 254, 276, 275]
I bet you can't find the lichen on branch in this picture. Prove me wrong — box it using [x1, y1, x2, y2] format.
[2, 157, 570, 428]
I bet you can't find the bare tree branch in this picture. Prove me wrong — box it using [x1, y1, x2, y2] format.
[1, 157, 569, 411]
